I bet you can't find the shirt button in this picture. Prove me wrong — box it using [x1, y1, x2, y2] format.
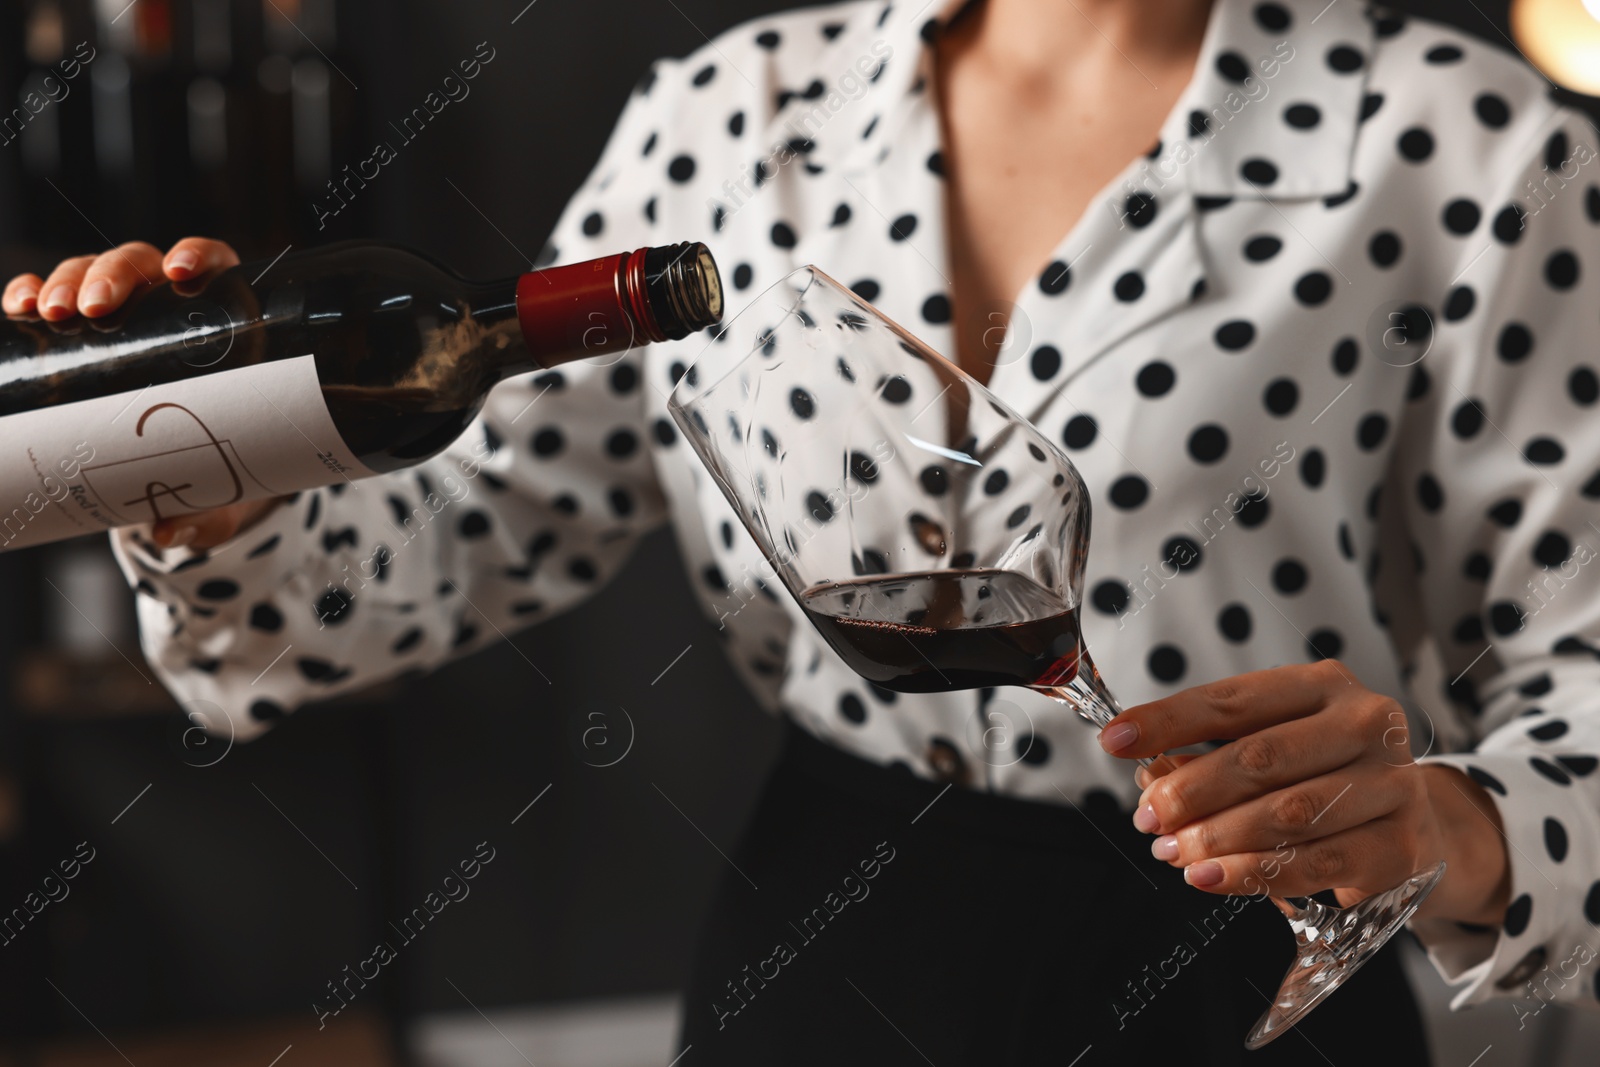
[1495, 947, 1548, 991]
[926, 738, 971, 787]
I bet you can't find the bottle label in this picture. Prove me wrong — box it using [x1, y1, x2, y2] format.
[0, 355, 373, 552]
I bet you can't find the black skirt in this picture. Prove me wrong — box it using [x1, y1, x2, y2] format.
[679, 721, 1430, 1066]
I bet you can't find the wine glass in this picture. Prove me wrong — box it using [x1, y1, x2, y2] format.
[667, 265, 1445, 1049]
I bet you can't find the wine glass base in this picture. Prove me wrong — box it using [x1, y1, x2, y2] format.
[1244, 861, 1447, 1050]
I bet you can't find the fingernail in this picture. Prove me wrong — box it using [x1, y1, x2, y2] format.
[1151, 835, 1179, 861]
[1133, 803, 1160, 834]
[12, 285, 37, 311]
[1185, 861, 1225, 887]
[1099, 722, 1138, 753]
[43, 285, 73, 313]
[80, 280, 111, 311]
[168, 250, 199, 273]
[1134, 767, 1152, 790]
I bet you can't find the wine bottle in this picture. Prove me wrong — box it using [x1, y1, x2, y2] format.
[0, 240, 723, 552]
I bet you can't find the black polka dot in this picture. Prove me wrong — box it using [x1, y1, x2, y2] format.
[1531, 756, 1572, 785]
[889, 213, 918, 241]
[459, 511, 491, 539]
[1241, 158, 1279, 185]
[1331, 338, 1359, 376]
[877, 375, 913, 404]
[1136, 361, 1175, 396]
[1164, 536, 1203, 573]
[667, 155, 696, 183]
[1263, 378, 1299, 416]
[392, 628, 423, 654]
[1530, 718, 1570, 741]
[770, 221, 797, 248]
[1444, 285, 1475, 321]
[1272, 559, 1308, 594]
[1017, 733, 1051, 766]
[1063, 414, 1097, 449]
[1467, 765, 1507, 796]
[790, 388, 815, 420]
[1534, 531, 1572, 567]
[1488, 498, 1523, 527]
[1360, 92, 1384, 121]
[983, 469, 1010, 496]
[1524, 437, 1564, 465]
[1255, 2, 1291, 30]
[1028, 345, 1062, 381]
[755, 29, 780, 48]
[1214, 320, 1256, 351]
[1398, 128, 1435, 162]
[1443, 199, 1481, 235]
[605, 428, 639, 458]
[839, 693, 867, 724]
[1294, 271, 1333, 306]
[1497, 323, 1534, 363]
[653, 418, 677, 447]
[1416, 473, 1445, 512]
[1463, 553, 1492, 581]
[250, 700, 285, 722]
[1451, 400, 1485, 439]
[1114, 272, 1145, 301]
[919, 466, 948, 496]
[1216, 51, 1251, 82]
[315, 588, 353, 626]
[727, 111, 745, 138]
[1493, 203, 1527, 244]
[1187, 424, 1229, 463]
[198, 579, 240, 601]
[1284, 103, 1321, 129]
[921, 293, 951, 324]
[850, 279, 880, 302]
[531, 428, 563, 457]
[1148, 645, 1186, 683]
[1546, 250, 1580, 290]
[1544, 818, 1570, 863]
[1301, 448, 1326, 488]
[1218, 604, 1252, 642]
[1124, 193, 1158, 228]
[1490, 601, 1526, 635]
[1109, 475, 1150, 510]
[1503, 893, 1533, 936]
[1005, 504, 1032, 529]
[1357, 413, 1389, 451]
[1569, 367, 1599, 406]
[1306, 628, 1343, 661]
[1474, 93, 1510, 128]
[1327, 45, 1365, 73]
[1425, 44, 1465, 64]
[691, 63, 716, 87]
[1092, 580, 1131, 616]
[249, 603, 284, 632]
[1244, 235, 1282, 262]
[806, 491, 835, 523]
[1038, 261, 1071, 295]
[1369, 230, 1402, 267]
[581, 212, 604, 237]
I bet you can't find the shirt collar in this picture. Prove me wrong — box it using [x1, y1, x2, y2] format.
[781, 0, 1375, 199]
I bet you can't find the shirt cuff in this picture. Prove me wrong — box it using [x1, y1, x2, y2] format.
[1409, 750, 1600, 1011]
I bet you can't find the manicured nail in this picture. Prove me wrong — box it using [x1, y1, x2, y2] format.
[1133, 804, 1160, 834]
[1151, 835, 1179, 861]
[1185, 861, 1225, 887]
[1099, 722, 1138, 753]
[1134, 767, 1152, 790]
[168, 250, 199, 274]
[43, 285, 73, 313]
[80, 280, 111, 311]
[11, 285, 37, 311]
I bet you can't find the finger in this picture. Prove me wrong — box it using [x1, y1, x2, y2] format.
[1134, 753, 1198, 791]
[3, 273, 44, 315]
[1180, 817, 1418, 898]
[151, 510, 241, 551]
[163, 237, 240, 280]
[1151, 763, 1409, 869]
[1098, 659, 1354, 759]
[1135, 708, 1377, 833]
[79, 242, 165, 317]
[37, 256, 97, 321]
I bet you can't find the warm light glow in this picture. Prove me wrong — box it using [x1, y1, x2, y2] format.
[1513, 0, 1600, 94]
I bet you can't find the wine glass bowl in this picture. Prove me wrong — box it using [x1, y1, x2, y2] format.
[669, 266, 1444, 1049]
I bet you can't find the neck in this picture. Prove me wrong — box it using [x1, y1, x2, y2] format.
[953, 0, 1215, 76]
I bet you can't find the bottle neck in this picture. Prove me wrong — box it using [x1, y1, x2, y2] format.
[467, 280, 539, 380]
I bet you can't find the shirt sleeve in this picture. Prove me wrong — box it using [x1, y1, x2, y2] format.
[110, 57, 688, 741]
[1393, 108, 1600, 1009]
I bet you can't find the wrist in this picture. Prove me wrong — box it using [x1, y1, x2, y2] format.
[1417, 763, 1512, 925]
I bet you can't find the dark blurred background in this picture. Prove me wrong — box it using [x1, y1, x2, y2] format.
[0, 1, 1594, 1065]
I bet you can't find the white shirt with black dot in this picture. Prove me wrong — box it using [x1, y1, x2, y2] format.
[113, 0, 1600, 1011]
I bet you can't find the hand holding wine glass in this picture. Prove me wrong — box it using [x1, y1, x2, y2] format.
[1098, 661, 1511, 922]
[3, 237, 283, 550]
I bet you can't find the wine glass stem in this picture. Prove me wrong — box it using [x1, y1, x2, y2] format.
[1038, 684, 1157, 770]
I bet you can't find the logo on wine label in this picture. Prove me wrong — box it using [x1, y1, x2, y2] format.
[78, 402, 286, 526]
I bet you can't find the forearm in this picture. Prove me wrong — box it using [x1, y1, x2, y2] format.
[1418, 764, 1511, 926]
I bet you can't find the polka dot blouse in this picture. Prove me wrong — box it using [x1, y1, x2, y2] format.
[112, 0, 1600, 1011]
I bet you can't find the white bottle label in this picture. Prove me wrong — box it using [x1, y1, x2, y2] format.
[0, 355, 374, 552]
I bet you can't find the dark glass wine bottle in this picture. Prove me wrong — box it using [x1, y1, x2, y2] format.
[0, 240, 722, 551]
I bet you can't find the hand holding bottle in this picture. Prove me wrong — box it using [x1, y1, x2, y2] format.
[4, 238, 284, 549]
